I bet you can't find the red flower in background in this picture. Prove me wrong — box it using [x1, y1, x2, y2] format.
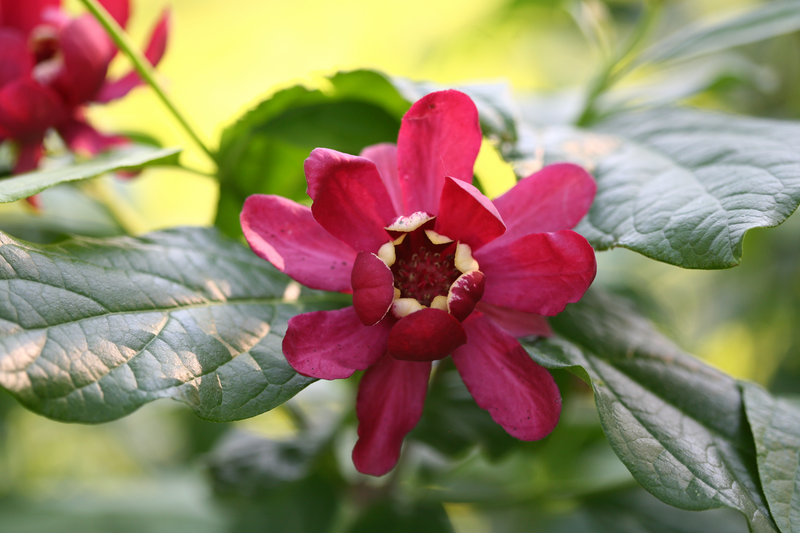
[241, 90, 597, 476]
[0, 0, 169, 174]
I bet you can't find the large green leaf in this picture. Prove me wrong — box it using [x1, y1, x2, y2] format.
[637, 0, 800, 66]
[214, 70, 410, 238]
[522, 289, 780, 533]
[743, 383, 800, 533]
[0, 146, 180, 203]
[0, 227, 348, 423]
[512, 107, 800, 268]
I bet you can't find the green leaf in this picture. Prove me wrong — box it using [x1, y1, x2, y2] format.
[345, 501, 454, 533]
[522, 289, 780, 533]
[214, 69, 410, 238]
[513, 107, 800, 268]
[638, 0, 800, 66]
[743, 383, 800, 533]
[0, 145, 180, 203]
[0, 227, 349, 423]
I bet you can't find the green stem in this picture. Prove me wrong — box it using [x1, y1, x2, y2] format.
[78, 0, 216, 164]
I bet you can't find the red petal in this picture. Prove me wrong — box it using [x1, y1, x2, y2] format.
[305, 148, 396, 252]
[241, 194, 357, 293]
[351, 251, 395, 326]
[14, 141, 44, 174]
[396, 90, 482, 214]
[352, 354, 430, 476]
[51, 15, 113, 106]
[447, 270, 485, 322]
[0, 79, 65, 140]
[487, 163, 596, 251]
[0, 29, 33, 88]
[98, 0, 129, 28]
[435, 176, 505, 250]
[95, 9, 170, 103]
[388, 308, 467, 361]
[359, 143, 405, 215]
[0, 0, 59, 34]
[283, 307, 391, 380]
[477, 230, 596, 316]
[57, 116, 128, 156]
[452, 313, 561, 440]
[476, 302, 553, 338]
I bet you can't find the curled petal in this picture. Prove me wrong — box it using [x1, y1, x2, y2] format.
[435, 176, 505, 250]
[57, 116, 128, 156]
[388, 308, 467, 361]
[0, 29, 33, 88]
[476, 302, 553, 338]
[96, 9, 171, 103]
[351, 251, 395, 326]
[52, 15, 114, 106]
[305, 148, 396, 252]
[397, 90, 482, 214]
[360, 143, 405, 215]
[241, 194, 357, 292]
[0, 0, 59, 34]
[477, 230, 596, 316]
[487, 163, 596, 250]
[447, 270, 485, 322]
[353, 354, 431, 476]
[452, 313, 561, 440]
[283, 307, 391, 380]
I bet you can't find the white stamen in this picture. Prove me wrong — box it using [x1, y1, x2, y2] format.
[392, 298, 425, 318]
[430, 295, 448, 312]
[424, 229, 454, 245]
[385, 211, 435, 233]
[455, 243, 479, 273]
[377, 241, 396, 266]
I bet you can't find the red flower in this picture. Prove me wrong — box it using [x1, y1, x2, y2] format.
[0, 0, 169, 174]
[241, 90, 597, 476]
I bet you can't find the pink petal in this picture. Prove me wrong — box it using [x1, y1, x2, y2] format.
[14, 141, 44, 174]
[50, 15, 113, 106]
[388, 308, 467, 362]
[353, 354, 431, 476]
[95, 9, 170, 103]
[351, 252, 395, 326]
[476, 230, 596, 316]
[0, 29, 33, 88]
[0, 0, 59, 34]
[0, 78, 65, 140]
[452, 313, 561, 440]
[305, 148, 396, 252]
[283, 307, 391, 380]
[434, 176, 505, 250]
[359, 143, 405, 215]
[486, 163, 596, 251]
[396, 90, 482, 214]
[447, 270, 485, 322]
[98, 0, 130, 28]
[476, 302, 553, 338]
[241, 194, 357, 293]
[56, 116, 128, 156]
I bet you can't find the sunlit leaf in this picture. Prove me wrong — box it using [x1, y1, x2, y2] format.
[0, 146, 180, 203]
[743, 383, 800, 533]
[522, 289, 780, 533]
[0, 227, 348, 423]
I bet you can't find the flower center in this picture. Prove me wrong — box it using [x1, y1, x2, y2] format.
[391, 230, 459, 307]
[30, 26, 60, 64]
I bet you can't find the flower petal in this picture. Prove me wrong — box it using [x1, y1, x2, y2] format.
[452, 313, 561, 440]
[305, 148, 396, 252]
[0, 79, 65, 140]
[388, 308, 467, 361]
[241, 194, 357, 292]
[447, 270, 485, 322]
[283, 307, 391, 380]
[51, 15, 113, 106]
[477, 230, 596, 316]
[487, 163, 596, 250]
[476, 302, 553, 338]
[57, 116, 128, 156]
[14, 141, 44, 174]
[353, 354, 431, 476]
[0, 0, 59, 34]
[351, 251, 395, 326]
[435, 176, 505, 250]
[396, 90, 482, 214]
[95, 9, 170, 103]
[0, 29, 32, 88]
[98, 0, 130, 28]
[360, 143, 405, 215]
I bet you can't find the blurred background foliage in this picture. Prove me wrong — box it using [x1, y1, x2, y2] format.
[1, 0, 799, 531]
